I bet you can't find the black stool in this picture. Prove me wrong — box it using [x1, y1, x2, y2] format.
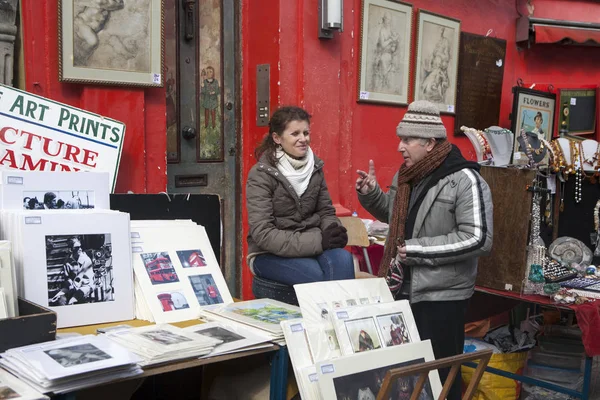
[252, 276, 299, 306]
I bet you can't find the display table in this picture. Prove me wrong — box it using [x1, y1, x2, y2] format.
[468, 286, 595, 400]
[52, 319, 288, 400]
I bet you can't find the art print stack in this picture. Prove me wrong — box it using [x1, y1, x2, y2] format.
[285, 278, 442, 400]
[0, 209, 134, 328]
[0, 335, 141, 394]
[103, 324, 221, 367]
[0, 240, 17, 319]
[129, 220, 233, 323]
[183, 321, 274, 357]
[0, 368, 48, 400]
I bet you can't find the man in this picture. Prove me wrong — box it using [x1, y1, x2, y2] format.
[355, 100, 493, 400]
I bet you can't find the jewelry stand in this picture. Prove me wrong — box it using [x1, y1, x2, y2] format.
[556, 138, 572, 166]
[482, 126, 513, 167]
[461, 126, 485, 162]
[580, 139, 599, 173]
[517, 131, 547, 165]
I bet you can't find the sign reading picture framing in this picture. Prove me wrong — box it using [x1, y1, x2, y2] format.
[357, 0, 413, 106]
[510, 87, 556, 165]
[413, 10, 461, 114]
[0, 85, 125, 192]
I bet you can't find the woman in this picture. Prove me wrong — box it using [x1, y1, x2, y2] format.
[246, 106, 355, 286]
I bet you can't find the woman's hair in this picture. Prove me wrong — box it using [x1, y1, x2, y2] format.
[535, 112, 543, 123]
[254, 106, 311, 165]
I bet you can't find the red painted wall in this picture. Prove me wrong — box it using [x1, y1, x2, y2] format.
[21, 0, 167, 194]
[240, 0, 600, 299]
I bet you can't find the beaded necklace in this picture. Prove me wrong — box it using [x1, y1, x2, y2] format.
[550, 140, 565, 173]
[571, 140, 582, 203]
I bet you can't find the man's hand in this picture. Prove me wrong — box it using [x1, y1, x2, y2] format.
[396, 245, 407, 261]
[356, 160, 377, 194]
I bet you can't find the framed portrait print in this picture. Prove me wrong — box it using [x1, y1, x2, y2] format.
[414, 10, 461, 114]
[59, 0, 164, 87]
[357, 0, 413, 105]
[510, 87, 556, 164]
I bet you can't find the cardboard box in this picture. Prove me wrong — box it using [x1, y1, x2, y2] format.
[0, 297, 56, 352]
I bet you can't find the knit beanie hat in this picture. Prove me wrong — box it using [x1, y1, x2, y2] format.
[396, 100, 447, 139]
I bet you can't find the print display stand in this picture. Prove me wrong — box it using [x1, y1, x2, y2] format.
[110, 194, 221, 265]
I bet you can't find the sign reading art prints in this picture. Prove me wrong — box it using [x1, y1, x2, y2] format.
[0, 85, 125, 192]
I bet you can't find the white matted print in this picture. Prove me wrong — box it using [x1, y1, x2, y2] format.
[138, 329, 193, 346]
[414, 10, 461, 114]
[17, 210, 133, 328]
[344, 317, 382, 353]
[358, 0, 413, 106]
[44, 343, 112, 368]
[188, 274, 224, 305]
[0, 170, 110, 210]
[176, 249, 207, 268]
[332, 300, 420, 356]
[24, 190, 95, 210]
[204, 299, 302, 334]
[317, 340, 441, 400]
[185, 321, 270, 357]
[47, 234, 114, 307]
[156, 291, 190, 312]
[294, 278, 393, 324]
[140, 252, 180, 285]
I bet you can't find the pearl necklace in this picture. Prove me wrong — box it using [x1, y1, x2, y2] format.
[595, 199, 600, 232]
[571, 140, 582, 203]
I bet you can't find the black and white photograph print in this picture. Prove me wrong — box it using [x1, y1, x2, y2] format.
[176, 249, 207, 268]
[139, 329, 193, 346]
[140, 252, 180, 285]
[157, 291, 190, 312]
[195, 326, 244, 344]
[44, 343, 112, 368]
[344, 317, 382, 353]
[326, 329, 340, 351]
[377, 313, 411, 347]
[332, 358, 434, 400]
[188, 274, 224, 306]
[47, 234, 114, 307]
[23, 190, 95, 210]
[0, 385, 19, 399]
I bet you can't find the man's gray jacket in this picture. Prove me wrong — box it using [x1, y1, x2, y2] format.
[358, 145, 493, 303]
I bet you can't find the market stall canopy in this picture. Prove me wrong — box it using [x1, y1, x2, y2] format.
[517, 17, 600, 46]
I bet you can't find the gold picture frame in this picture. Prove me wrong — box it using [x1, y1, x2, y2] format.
[413, 10, 461, 114]
[357, 0, 413, 106]
[59, 0, 164, 87]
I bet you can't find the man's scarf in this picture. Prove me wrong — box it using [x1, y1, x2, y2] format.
[379, 140, 452, 293]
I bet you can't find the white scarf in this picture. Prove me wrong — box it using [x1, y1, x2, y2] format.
[275, 147, 315, 197]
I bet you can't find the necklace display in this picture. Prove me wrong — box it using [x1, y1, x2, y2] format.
[520, 130, 545, 167]
[475, 130, 493, 160]
[549, 140, 565, 173]
[595, 199, 600, 232]
[570, 140, 582, 203]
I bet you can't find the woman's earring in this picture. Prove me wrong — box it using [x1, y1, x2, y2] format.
[276, 144, 282, 150]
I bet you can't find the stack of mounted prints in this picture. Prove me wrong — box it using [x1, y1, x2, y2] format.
[0, 335, 142, 394]
[0, 367, 48, 400]
[283, 278, 441, 400]
[104, 323, 221, 367]
[130, 220, 233, 323]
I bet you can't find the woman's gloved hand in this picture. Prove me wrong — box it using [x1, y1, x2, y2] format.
[321, 223, 349, 250]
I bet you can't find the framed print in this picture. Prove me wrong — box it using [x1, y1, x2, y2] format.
[59, 0, 164, 87]
[558, 88, 597, 137]
[317, 340, 442, 400]
[510, 87, 556, 164]
[414, 10, 461, 114]
[357, 0, 413, 105]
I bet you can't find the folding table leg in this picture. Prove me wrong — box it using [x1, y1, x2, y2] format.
[582, 355, 592, 400]
[270, 346, 289, 400]
[362, 247, 374, 275]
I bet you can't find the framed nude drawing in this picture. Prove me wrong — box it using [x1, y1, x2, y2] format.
[59, 0, 164, 87]
[414, 10, 461, 114]
[358, 0, 413, 105]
